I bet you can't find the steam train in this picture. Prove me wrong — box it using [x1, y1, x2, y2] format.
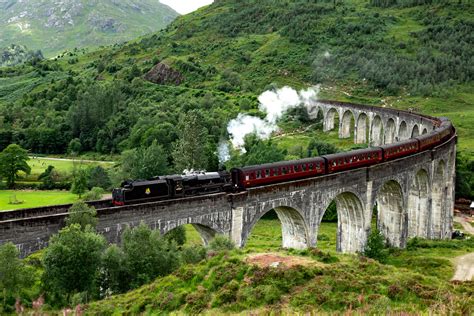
[112, 119, 455, 206]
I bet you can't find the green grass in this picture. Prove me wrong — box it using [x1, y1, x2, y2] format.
[0, 190, 78, 211]
[21, 157, 114, 182]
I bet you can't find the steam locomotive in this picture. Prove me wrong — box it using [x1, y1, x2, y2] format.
[112, 119, 455, 206]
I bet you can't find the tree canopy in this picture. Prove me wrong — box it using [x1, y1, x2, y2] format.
[0, 144, 31, 188]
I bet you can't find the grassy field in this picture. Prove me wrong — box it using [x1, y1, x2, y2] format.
[0, 190, 78, 211]
[22, 157, 114, 181]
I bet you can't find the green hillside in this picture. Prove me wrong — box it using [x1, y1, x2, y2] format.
[0, 0, 472, 194]
[0, 0, 178, 57]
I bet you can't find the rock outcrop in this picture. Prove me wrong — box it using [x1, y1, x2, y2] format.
[144, 62, 184, 85]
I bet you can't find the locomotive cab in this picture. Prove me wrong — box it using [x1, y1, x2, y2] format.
[112, 188, 125, 206]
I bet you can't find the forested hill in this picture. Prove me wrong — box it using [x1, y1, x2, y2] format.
[0, 0, 179, 57]
[0, 0, 472, 167]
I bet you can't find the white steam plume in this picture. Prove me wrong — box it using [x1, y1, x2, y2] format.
[227, 86, 320, 150]
[217, 140, 231, 164]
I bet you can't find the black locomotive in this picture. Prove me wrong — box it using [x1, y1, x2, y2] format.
[112, 171, 232, 206]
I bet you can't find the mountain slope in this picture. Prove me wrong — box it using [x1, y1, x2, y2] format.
[0, 0, 179, 56]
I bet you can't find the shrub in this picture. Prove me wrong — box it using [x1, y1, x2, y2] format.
[65, 202, 98, 230]
[164, 226, 186, 246]
[208, 235, 235, 252]
[363, 228, 388, 263]
[181, 246, 207, 264]
[82, 187, 105, 202]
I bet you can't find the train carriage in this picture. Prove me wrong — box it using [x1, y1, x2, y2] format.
[231, 157, 326, 189]
[381, 139, 419, 161]
[323, 148, 383, 173]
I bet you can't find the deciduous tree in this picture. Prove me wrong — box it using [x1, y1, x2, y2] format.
[120, 140, 169, 179]
[43, 225, 105, 301]
[0, 144, 31, 188]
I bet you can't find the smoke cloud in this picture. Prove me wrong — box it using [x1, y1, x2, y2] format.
[227, 86, 320, 151]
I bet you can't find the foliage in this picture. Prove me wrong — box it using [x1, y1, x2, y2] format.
[164, 226, 187, 246]
[0, 44, 43, 67]
[180, 246, 207, 264]
[0, 243, 34, 311]
[226, 133, 287, 168]
[38, 165, 59, 190]
[98, 245, 129, 297]
[172, 111, 211, 172]
[307, 139, 338, 157]
[455, 152, 474, 199]
[208, 235, 235, 252]
[0, 144, 31, 188]
[65, 202, 98, 230]
[121, 222, 181, 289]
[70, 168, 88, 198]
[363, 227, 388, 263]
[42, 224, 106, 303]
[87, 166, 111, 190]
[322, 201, 338, 222]
[120, 140, 169, 179]
[82, 187, 105, 202]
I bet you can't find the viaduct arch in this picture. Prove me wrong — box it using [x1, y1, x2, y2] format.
[0, 101, 457, 258]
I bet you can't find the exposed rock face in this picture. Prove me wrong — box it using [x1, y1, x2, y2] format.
[144, 62, 184, 85]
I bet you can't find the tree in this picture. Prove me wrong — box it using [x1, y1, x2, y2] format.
[98, 245, 129, 297]
[68, 138, 82, 155]
[39, 165, 59, 190]
[71, 169, 88, 198]
[0, 144, 31, 188]
[172, 111, 210, 172]
[87, 166, 111, 190]
[120, 140, 169, 179]
[65, 202, 98, 230]
[0, 243, 33, 309]
[122, 222, 180, 288]
[43, 224, 105, 301]
[363, 227, 388, 263]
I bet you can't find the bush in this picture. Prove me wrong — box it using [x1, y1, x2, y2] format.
[65, 202, 98, 230]
[208, 236, 235, 252]
[363, 228, 388, 263]
[164, 226, 186, 246]
[181, 246, 207, 264]
[82, 187, 105, 202]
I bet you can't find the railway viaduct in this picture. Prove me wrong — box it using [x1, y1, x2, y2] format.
[0, 101, 456, 258]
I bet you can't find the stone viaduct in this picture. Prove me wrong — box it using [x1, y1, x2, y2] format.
[0, 101, 456, 258]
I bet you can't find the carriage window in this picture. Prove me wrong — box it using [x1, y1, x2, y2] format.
[316, 163, 321, 170]
[332, 161, 337, 167]
[265, 169, 270, 177]
[294, 165, 299, 172]
[245, 175, 250, 181]
[273, 168, 279, 175]
[282, 167, 288, 175]
[256, 170, 262, 179]
[302, 164, 306, 171]
[309, 164, 314, 171]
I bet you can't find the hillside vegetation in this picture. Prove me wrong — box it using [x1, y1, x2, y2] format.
[0, 0, 178, 57]
[0, 0, 472, 194]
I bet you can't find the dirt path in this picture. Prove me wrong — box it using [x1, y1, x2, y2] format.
[452, 253, 474, 282]
[454, 216, 474, 234]
[452, 217, 474, 281]
[29, 156, 114, 164]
